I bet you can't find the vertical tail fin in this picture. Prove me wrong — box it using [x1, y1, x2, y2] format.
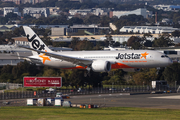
[23, 26, 52, 55]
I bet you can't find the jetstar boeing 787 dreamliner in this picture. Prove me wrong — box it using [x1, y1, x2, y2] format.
[21, 26, 173, 72]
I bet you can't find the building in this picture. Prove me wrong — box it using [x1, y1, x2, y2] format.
[153, 5, 180, 11]
[51, 28, 67, 36]
[22, 0, 49, 4]
[2, 0, 21, 5]
[0, 24, 65, 33]
[69, 9, 92, 16]
[12, 37, 72, 51]
[67, 24, 110, 35]
[0, 45, 31, 66]
[0, 83, 22, 89]
[23, 7, 50, 18]
[120, 26, 179, 34]
[110, 8, 152, 18]
[109, 23, 117, 31]
[0, 25, 17, 32]
[161, 18, 173, 25]
[58, 0, 84, 3]
[3, 7, 21, 17]
[48, 7, 61, 16]
[2, 0, 49, 4]
[100, 35, 180, 44]
[69, 8, 112, 16]
[92, 8, 111, 16]
[14, 24, 68, 29]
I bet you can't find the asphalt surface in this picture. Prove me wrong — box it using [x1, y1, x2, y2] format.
[70, 93, 180, 109]
[1, 93, 180, 109]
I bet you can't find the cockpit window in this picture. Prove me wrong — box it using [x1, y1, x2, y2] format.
[161, 55, 169, 58]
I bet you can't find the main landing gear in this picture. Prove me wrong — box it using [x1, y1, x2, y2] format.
[84, 67, 91, 77]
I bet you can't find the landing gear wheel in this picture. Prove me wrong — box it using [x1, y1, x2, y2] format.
[84, 72, 87, 77]
[84, 70, 91, 77]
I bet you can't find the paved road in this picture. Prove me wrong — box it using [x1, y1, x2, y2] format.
[1, 93, 180, 109]
[69, 93, 180, 109]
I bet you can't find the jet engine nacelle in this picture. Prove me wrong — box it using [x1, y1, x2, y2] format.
[122, 68, 141, 72]
[91, 60, 111, 72]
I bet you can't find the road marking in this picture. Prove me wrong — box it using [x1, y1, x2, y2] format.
[149, 95, 180, 99]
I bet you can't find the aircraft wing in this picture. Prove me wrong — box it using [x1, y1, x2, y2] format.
[19, 46, 93, 67]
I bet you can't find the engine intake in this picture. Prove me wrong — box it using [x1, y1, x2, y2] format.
[91, 60, 111, 72]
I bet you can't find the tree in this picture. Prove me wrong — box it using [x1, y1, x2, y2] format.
[114, 14, 147, 31]
[68, 17, 83, 25]
[0, 73, 14, 83]
[120, 14, 147, 23]
[133, 72, 148, 85]
[144, 40, 152, 47]
[5, 12, 19, 20]
[143, 33, 152, 37]
[102, 69, 126, 85]
[113, 42, 120, 47]
[133, 68, 157, 85]
[156, 67, 165, 80]
[69, 37, 80, 50]
[142, 33, 153, 47]
[127, 36, 143, 49]
[69, 38, 94, 51]
[147, 68, 158, 82]
[23, 14, 34, 20]
[86, 71, 103, 88]
[1, 65, 13, 74]
[152, 34, 174, 47]
[12, 61, 39, 81]
[43, 69, 58, 77]
[100, 16, 111, 27]
[84, 15, 101, 24]
[163, 63, 180, 85]
[52, 41, 70, 47]
[60, 69, 72, 87]
[12, 26, 25, 37]
[76, 40, 94, 50]
[104, 34, 114, 47]
[171, 30, 180, 37]
[0, 17, 8, 24]
[69, 70, 85, 89]
[33, 19, 46, 25]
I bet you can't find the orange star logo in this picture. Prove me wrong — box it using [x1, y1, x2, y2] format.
[141, 52, 149, 59]
[39, 50, 51, 64]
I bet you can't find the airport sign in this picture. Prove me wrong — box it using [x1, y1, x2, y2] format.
[23, 77, 62, 87]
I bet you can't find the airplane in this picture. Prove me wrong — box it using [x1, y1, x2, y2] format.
[20, 26, 173, 73]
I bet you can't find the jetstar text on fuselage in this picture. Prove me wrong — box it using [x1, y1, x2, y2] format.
[116, 52, 148, 59]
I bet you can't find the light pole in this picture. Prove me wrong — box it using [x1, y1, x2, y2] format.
[112, 82, 114, 93]
[98, 83, 99, 93]
[175, 81, 177, 92]
[101, 81, 102, 93]
[117, 81, 119, 91]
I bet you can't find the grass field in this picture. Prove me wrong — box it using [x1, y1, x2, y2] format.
[0, 107, 180, 120]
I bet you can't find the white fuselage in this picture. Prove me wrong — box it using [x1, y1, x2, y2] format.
[28, 50, 172, 69]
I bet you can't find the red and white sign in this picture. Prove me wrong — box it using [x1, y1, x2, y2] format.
[23, 77, 62, 87]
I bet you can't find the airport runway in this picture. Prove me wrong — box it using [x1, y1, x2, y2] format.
[1, 93, 180, 109]
[69, 93, 180, 109]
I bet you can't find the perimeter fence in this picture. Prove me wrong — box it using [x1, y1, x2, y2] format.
[0, 85, 178, 100]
